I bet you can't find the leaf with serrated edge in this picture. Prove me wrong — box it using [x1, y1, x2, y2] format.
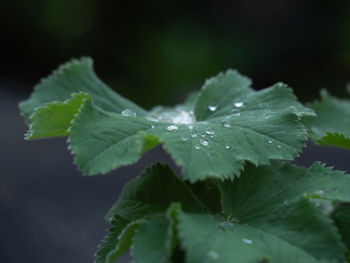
[25, 92, 91, 139]
[20, 59, 313, 181]
[19, 57, 147, 123]
[303, 89, 350, 150]
[105, 163, 210, 221]
[94, 215, 140, 263]
[176, 199, 344, 263]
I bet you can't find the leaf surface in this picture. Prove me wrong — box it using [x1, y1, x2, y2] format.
[96, 162, 350, 262]
[333, 204, 350, 259]
[25, 92, 90, 139]
[94, 215, 140, 263]
[105, 163, 210, 221]
[303, 90, 350, 150]
[21, 59, 313, 181]
[176, 200, 343, 263]
[176, 161, 350, 263]
[132, 218, 171, 263]
[19, 57, 147, 122]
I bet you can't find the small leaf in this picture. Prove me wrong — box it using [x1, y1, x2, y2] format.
[303, 89, 350, 150]
[94, 215, 140, 263]
[25, 92, 90, 139]
[105, 163, 210, 221]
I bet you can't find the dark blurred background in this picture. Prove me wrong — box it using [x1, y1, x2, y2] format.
[1, 1, 350, 262]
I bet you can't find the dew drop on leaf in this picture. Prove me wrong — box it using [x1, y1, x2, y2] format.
[242, 238, 253, 244]
[208, 104, 217, 111]
[166, 125, 178, 131]
[121, 109, 136, 118]
[206, 127, 215, 135]
[194, 144, 201, 150]
[268, 140, 272, 144]
[151, 125, 155, 129]
[207, 250, 219, 260]
[200, 139, 209, 146]
[191, 132, 198, 138]
[315, 189, 325, 195]
[181, 135, 189, 141]
[225, 144, 230, 149]
[277, 145, 282, 149]
[222, 120, 231, 128]
[234, 102, 244, 108]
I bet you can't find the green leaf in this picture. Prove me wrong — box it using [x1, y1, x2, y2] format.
[132, 217, 171, 263]
[19, 57, 147, 122]
[66, 69, 311, 181]
[333, 204, 350, 258]
[303, 89, 350, 150]
[176, 199, 344, 263]
[96, 162, 350, 262]
[25, 92, 91, 139]
[220, 161, 350, 221]
[94, 215, 140, 263]
[105, 163, 211, 221]
[21, 60, 313, 181]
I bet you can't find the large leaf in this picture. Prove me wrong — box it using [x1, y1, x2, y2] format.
[303, 90, 350, 150]
[176, 161, 350, 263]
[105, 163, 212, 221]
[97, 162, 350, 262]
[176, 200, 343, 263]
[21, 59, 313, 181]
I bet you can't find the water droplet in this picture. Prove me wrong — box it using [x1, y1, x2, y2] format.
[206, 128, 215, 135]
[315, 189, 325, 195]
[194, 144, 201, 150]
[167, 125, 178, 131]
[122, 109, 136, 118]
[222, 120, 231, 128]
[234, 102, 244, 108]
[200, 133, 206, 137]
[181, 135, 189, 141]
[277, 145, 282, 149]
[268, 140, 272, 144]
[242, 238, 253, 244]
[188, 125, 193, 131]
[225, 144, 230, 149]
[151, 125, 155, 129]
[200, 139, 209, 146]
[232, 112, 240, 117]
[219, 221, 235, 231]
[283, 200, 288, 205]
[208, 104, 217, 111]
[207, 250, 219, 260]
[191, 132, 198, 138]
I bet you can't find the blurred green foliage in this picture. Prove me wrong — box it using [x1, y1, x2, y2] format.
[1, 0, 350, 108]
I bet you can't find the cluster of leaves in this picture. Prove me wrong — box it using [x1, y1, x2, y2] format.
[20, 58, 350, 262]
